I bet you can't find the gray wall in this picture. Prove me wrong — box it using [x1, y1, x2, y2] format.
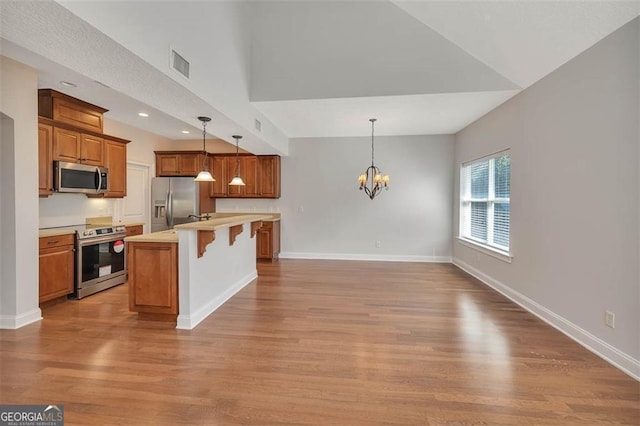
[0, 56, 40, 328]
[218, 134, 454, 261]
[453, 18, 639, 374]
[0, 113, 14, 317]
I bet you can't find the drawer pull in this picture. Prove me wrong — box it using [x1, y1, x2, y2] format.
[47, 240, 59, 245]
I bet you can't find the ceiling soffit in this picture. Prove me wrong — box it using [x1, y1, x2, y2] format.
[1, 0, 287, 154]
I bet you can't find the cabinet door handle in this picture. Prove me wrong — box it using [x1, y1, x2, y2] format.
[47, 240, 59, 245]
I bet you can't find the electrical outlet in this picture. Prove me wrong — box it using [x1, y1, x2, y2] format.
[375, 240, 381, 248]
[605, 310, 615, 328]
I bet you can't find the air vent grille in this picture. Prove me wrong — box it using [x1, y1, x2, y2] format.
[171, 49, 190, 79]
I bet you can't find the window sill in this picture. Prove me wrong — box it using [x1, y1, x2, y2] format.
[456, 237, 513, 263]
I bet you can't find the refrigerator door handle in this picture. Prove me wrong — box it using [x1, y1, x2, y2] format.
[166, 191, 172, 228]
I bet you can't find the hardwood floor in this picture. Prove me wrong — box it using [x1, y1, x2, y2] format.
[1, 260, 638, 425]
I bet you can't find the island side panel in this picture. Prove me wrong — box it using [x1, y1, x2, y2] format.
[176, 225, 258, 330]
[128, 241, 178, 321]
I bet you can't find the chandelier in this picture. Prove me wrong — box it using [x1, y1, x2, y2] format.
[358, 118, 389, 199]
[194, 116, 215, 182]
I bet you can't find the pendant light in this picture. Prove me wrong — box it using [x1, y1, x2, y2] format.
[229, 135, 246, 186]
[194, 116, 215, 182]
[358, 118, 389, 200]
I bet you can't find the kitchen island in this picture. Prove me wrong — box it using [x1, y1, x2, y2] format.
[125, 214, 271, 329]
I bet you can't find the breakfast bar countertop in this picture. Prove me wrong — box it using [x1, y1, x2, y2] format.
[174, 214, 273, 232]
[124, 214, 271, 243]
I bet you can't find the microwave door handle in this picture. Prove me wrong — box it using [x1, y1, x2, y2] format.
[95, 167, 102, 192]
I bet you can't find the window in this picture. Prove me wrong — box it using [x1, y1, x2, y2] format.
[459, 151, 510, 255]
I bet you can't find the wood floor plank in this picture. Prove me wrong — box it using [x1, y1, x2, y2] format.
[1, 260, 638, 425]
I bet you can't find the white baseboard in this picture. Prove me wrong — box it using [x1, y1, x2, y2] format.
[176, 271, 257, 330]
[0, 308, 42, 329]
[452, 257, 640, 381]
[280, 252, 451, 263]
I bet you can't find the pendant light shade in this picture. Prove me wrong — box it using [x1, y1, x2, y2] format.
[194, 170, 214, 182]
[229, 135, 246, 186]
[194, 116, 215, 182]
[229, 176, 246, 186]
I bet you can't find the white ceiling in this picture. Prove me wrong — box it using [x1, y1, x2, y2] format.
[1, 1, 638, 146]
[248, 0, 639, 138]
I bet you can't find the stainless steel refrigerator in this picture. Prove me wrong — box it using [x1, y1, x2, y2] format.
[151, 177, 202, 232]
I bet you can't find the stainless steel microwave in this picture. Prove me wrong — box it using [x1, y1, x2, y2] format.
[54, 161, 108, 194]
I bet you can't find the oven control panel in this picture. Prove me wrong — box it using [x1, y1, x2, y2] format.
[78, 225, 126, 240]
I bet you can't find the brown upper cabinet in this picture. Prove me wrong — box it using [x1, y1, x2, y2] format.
[38, 90, 129, 198]
[227, 155, 260, 198]
[39, 89, 107, 133]
[259, 155, 281, 199]
[53, 127, 104, 166]
[38, 122, 54, 197]
[209, 155, 228, 197]
[155, 151, 280, 199]
[155, 152, 203, 177]
[103, 137, 128, 198]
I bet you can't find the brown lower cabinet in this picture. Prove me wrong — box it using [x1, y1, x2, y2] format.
[39, 234, 75, 304]
[128, 241, 178, 321]
[125, 225, 143, 237]
[257, 221, 280, 262]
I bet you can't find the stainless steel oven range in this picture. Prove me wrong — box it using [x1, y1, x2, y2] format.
[74, 225, 127, 299]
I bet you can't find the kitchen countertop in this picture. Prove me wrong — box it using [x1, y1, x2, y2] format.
[38, 228, 77, 238]
[125, 230, 178, 243]
[39, 221, 144, 238]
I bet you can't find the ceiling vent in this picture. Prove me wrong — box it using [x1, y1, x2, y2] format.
[171, 49, 190, 79]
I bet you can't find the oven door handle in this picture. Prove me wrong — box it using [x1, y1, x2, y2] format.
[77, 234, 126, 247]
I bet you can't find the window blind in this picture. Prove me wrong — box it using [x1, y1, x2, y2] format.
[460, 151, 510, 253]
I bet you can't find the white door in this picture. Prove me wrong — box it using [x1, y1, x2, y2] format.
[123, 162, 150, 231]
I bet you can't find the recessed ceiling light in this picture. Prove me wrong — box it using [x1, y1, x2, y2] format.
[181, 130, 190, 134]
[138, 112, 149, 117]
[59, 81, 77, 87]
